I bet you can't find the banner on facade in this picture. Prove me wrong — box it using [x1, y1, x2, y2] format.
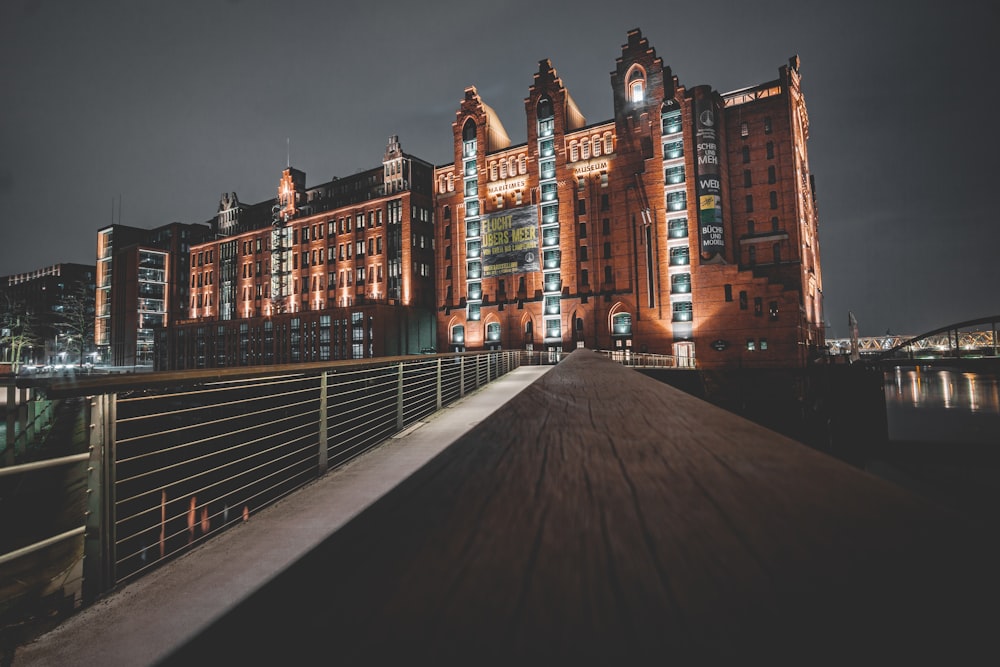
[480, 205, 541, 278]
[694, 89, 726, 261]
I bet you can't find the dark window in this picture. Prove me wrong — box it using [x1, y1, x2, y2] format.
[768, 166, 776, 184]
[747, 220, 755, 235]
[581, 268, 589, 285]
[746, 195, 754, 212]
[579, 222, 587, 238]
[604, 266, 613, 284]
[754, 297, 763, 316]
[602, 218, 611, 235]
[744, 170, 752, 187]
[770, 191, 778, 209]
[766, 142, 774, 159]
[578, 199, 586, 215]
[462, 119, 477, 141]
[748, 246, 756, 265]
[724, 284, 733, 302]
[603, 242, 611, 259]
[601, 194, 609, 210]
[742, 146, 750, 164]
[764, 117, 772, 134]
[771, 217, 779, 231]
[580, 246, 589, 261]
[773, 243, 781, 263]
[739, 290, 748, 310]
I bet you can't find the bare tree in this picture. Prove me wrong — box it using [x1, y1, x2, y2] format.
[1, 294, 39, 373]
[56, 280, 96, 368]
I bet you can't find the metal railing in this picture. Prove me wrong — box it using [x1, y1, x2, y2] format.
[597, 349, 695, 368]
[0, 351, 523, 620]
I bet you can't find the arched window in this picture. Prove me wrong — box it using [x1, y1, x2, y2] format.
[627, 66, 646, 103]
[451, 324, 465, 345]
[486, 322, 501, 342]
[537, 97, 553, 120]
[462, 119, 477, 142]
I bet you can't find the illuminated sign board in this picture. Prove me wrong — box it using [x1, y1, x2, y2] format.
[480, 205, 541, 278]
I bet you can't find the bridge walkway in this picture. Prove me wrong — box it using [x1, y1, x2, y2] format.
[15, 351, 1000, 665]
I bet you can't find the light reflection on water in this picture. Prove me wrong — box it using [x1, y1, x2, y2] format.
[885, 367, 1000, 445]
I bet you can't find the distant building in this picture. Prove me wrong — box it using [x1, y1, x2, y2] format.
[161, 136, 437, 369]
[433, 29, 824, 367]
[1, 262, 95, 367]
[96, 222, 211, 367]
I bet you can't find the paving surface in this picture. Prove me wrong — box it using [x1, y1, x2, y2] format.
[12, 363, 554, 666]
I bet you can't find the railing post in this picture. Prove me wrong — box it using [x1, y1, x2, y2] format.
[459, 356, 465, 398]
[318, 372, 328, 475]
[435, 358, 442, 411]
[84, 392, 116, 603]
[26, 399, 36, 446]
[17, 388, 28, 457]
[475, 355, 481, 391]
[397, 362, 404, 431]
[4, 383, 14, 465]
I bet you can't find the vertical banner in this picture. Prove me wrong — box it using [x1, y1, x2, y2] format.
[694, 87, 725, 262]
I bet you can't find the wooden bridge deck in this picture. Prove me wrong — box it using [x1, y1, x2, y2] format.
[162, 350, 998, 665]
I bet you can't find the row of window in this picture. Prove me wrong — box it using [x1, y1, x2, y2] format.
[743, 166, 777, 187]
[744, 192, 780, 212]
[741, 141, 776, 164]
[739, 117, 772, 138]
[568, 133, 614, 162]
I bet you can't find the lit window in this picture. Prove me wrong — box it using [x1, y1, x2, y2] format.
[669, 246, 689, 266]
[671, 273, 691, 294]
[667, 218, 687, 239]
[612, 312, 632, 336]
[671, 301, 692, 322]
[628, 65, 646, 103]
[746, 339, 756, 351]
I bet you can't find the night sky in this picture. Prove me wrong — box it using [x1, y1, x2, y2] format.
[1, 0, 996, 338]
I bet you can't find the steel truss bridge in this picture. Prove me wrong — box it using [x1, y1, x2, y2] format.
[826, 315, 1000, 360]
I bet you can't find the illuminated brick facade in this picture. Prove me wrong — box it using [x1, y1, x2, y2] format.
[434, 29, 824, 368]
[161, 137, 437, 369]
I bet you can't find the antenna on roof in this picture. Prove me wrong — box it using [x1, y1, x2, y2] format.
[286, 138, 290, 168]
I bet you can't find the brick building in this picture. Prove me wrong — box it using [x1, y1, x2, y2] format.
[434, 29, 823, 368]
[162, 136, 437, 369]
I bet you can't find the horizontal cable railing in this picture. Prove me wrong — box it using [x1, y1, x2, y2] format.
[1, 351, 526, 625]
